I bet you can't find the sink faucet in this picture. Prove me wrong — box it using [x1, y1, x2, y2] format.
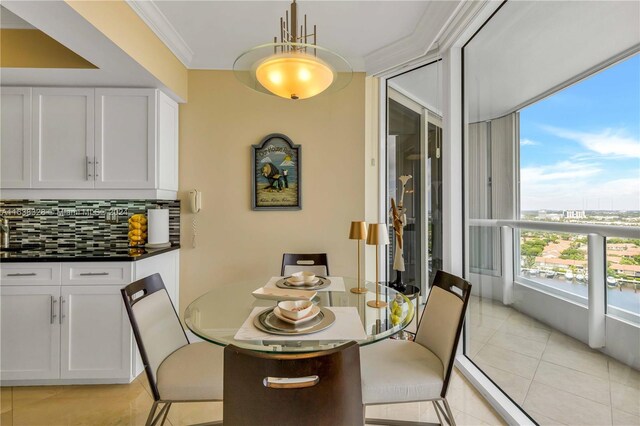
[0, 215, 9, 249]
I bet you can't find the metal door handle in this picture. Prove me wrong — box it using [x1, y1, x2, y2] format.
[59, 296, 65, 324]
[7, 272, 37, 277]
[263, 375, 319, 389]
[79, 272, 109, 276]
[94, 159, 99, 178]
[87, 156, 93, 179]
[50, 296, 57, 324]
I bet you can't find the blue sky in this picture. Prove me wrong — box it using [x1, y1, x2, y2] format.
[520, 54, 640, 211]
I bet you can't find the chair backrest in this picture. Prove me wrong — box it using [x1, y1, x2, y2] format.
[414, 270, 471, 397]
[281, 253, 330, 276]
[224, 341, 363, 426]
[121, 273, 189, 401]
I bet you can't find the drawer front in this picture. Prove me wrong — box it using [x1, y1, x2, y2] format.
[62, 262, 132, 286]
[0, 263, 61, 285]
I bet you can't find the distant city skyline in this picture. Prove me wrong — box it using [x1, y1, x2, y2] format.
[520, 53, 640, 211]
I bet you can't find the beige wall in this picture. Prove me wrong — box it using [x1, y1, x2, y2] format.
[178, 70, 366, 314]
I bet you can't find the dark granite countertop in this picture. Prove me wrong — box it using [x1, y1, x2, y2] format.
[0, 244, 180, 263]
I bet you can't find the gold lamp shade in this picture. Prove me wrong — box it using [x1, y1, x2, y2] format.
[349, 221, 367, 240]
[366, 223, 390, 246]
[255, 53, 335, 100]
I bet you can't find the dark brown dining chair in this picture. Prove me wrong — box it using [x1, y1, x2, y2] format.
[121, 273, 223, 426]
[360, 270, 472, 426]
[223, 341, 363, 426]
[281, 253, 330, 276]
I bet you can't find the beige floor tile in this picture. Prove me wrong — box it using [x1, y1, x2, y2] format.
[487, 330, 547, 359]
[612, 409, 640, 426]
[523, 382, 612, 426]
[13, 381, 149, 407]
[469, 311, 507, 330]
[12, 390, 154, 426]
[450, 408, 495, 425]
[166, 401, 222, 426]
[541, 343, 610, 379]
[1, 410, 12, 426]
[546, 331, 605, 358]
[1, 388, 11, 414]
[475, 363, 532, 405]
[611, 381, 640, 417]
[446, 371, 507, 425]
[498, 318, 551, 343]
[526, 409, 567, 426]
[474, 344, 540, 380]
[468, 324, 498, 343]
[467, 338, 486, 359]
[533, 360, 611, 404]
[469, 301, 513, 321]
[610, 359, 640, 390]
[508, 312, 552, 331]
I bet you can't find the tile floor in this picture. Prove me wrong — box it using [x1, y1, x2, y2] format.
[0, 366, 504, 426]
[467, 295, 640, 426]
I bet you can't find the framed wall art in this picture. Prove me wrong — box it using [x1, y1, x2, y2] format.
[251, 133, 301, 210]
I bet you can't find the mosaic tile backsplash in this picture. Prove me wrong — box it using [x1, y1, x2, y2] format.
[0, 200, 180, 250]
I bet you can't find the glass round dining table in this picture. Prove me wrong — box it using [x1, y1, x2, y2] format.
[184, 277, 415, 353]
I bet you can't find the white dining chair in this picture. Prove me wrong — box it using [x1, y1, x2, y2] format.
[360, 270, 472, 426]
[121, 273, 223, 426]
[281, 253, 330, 276]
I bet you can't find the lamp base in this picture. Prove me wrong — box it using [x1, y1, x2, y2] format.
[350, 287, 368, 294]
[367, 300, 388, 308]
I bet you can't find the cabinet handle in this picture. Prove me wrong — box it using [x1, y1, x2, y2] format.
[59, 296, 65, 324]
[79, 272, 109, 276]
[50, 296, 57, 324]
[7, 272, 37, 277]
[87, 156, 93, 179]
[94, 159, 99, 178]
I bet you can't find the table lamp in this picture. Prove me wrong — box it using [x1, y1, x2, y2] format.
[349, 221, 368, 294]
[366, 223, 390, 308]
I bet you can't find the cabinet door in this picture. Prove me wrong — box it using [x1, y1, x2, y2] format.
[60, 285, 131, 379]
[158, 91, 179, 191]
[1, 87, 31, 188]
[95, 89, 156, 189]
[32, 88, 94, 188]
[0, 286, 60, 380]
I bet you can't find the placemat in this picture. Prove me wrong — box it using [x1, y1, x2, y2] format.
[234, 306, 367, 341]
[264, 276, 346, 292]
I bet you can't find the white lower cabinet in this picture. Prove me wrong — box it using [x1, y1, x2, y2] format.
[0, 286, 61, 380]
[60, 286, 131, 380]
[0, 251, 179, 385]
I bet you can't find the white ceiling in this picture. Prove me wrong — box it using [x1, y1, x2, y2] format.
[389, 60, 441, 114]
[128, 0, 463, 72]
[465, 0, 640, 122]
[0, 6, 34, 29]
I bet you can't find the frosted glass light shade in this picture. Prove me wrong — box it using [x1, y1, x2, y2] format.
[234, 43, 352, 100]
[256, 53, 334, 100]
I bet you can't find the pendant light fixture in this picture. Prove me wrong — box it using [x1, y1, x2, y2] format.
[233, 0, 352, 100]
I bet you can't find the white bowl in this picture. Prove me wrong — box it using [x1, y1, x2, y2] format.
[277, 300, 314, 320]
[290, 271, 316, 283]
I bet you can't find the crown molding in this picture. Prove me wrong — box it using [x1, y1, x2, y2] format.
[364, 0, 464, 76]
[126, 0, 194, 67]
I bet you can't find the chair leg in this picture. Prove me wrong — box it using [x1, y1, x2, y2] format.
[442, 398, 456, 426]
[145, 401, 159, 426]
[432, 400, 444, 425]
[147, 402, 171, 426]
[160, 403, 172, 425]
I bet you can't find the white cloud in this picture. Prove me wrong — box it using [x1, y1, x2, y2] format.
[544, 126, 640, 159]
[260, 156, 272, 164]
[280, 160, 294, 166]
[520, 138, 539, 146]
[520, 161, 639, 211]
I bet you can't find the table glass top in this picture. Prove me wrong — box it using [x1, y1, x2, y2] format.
[184, 277, 415, 353]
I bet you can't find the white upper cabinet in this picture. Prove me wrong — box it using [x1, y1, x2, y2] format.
[1, 87, 31, 188]
[95, 89, 156, 189]
[1, 87, 179, 199]
[32, 88, 95, 188]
